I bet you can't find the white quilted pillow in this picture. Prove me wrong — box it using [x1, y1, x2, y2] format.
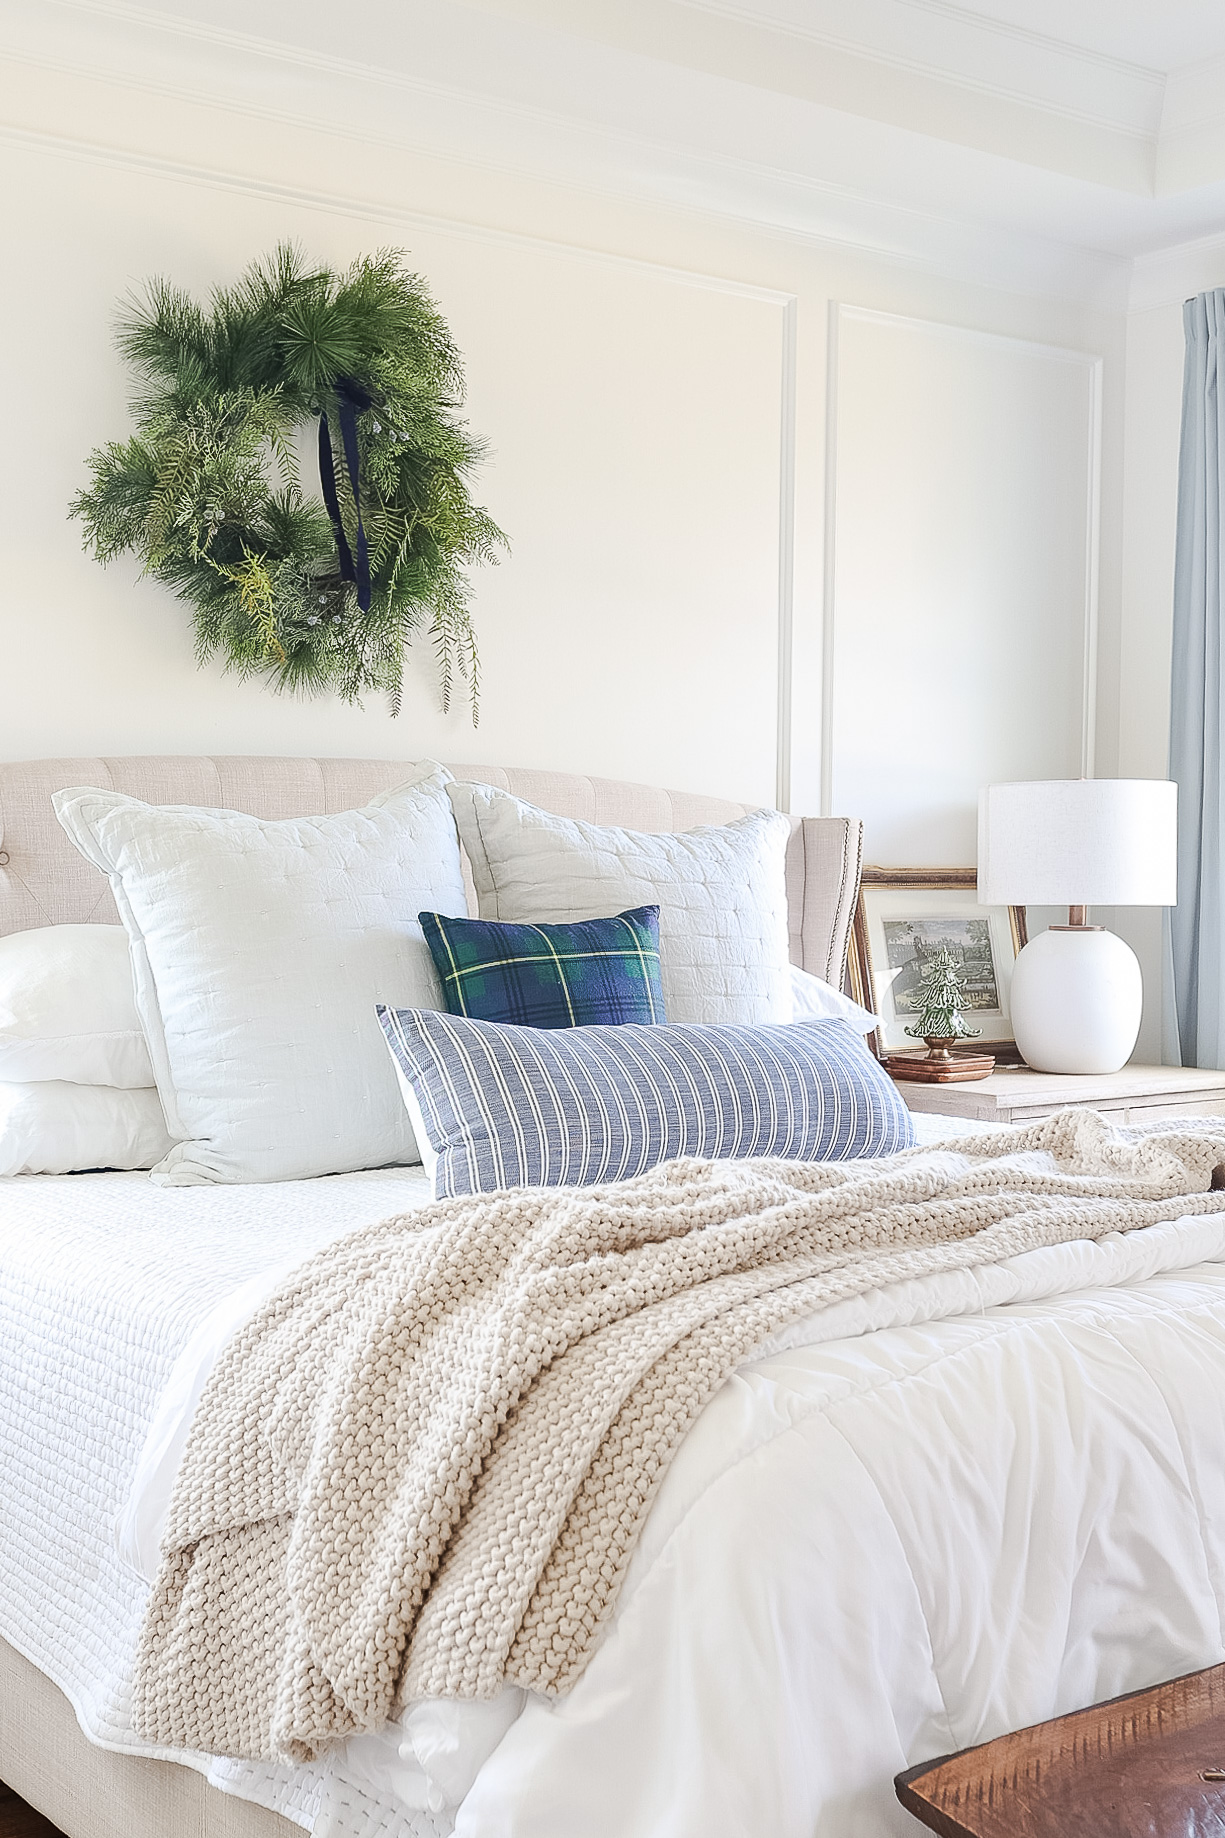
[0, 924, 153, 1087]
[448, 783, 792, 1025]
[54, 764, 467, 1185]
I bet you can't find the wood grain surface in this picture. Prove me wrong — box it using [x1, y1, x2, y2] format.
[897, 1664, 1225, 1836]
[0, 1782, 64, 1838]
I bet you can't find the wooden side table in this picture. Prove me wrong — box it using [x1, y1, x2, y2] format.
[895, 1064, 1225, 1126]
[896, 1663, 1225, 1837]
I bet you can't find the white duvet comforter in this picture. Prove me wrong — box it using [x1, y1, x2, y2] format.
[5, 1118, 1225, 1838]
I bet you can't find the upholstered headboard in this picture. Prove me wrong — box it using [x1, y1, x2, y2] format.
[0, 757, 863, 986]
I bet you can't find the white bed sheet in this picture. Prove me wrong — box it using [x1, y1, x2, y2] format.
[7, 1115, 1225, 1838]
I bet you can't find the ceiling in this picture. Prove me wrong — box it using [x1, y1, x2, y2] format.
[12, 0, 1225, 304]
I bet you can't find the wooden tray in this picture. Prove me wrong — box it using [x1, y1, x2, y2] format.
[885, 1053, 996, 1084]
[896, 1662, 1225, 1836]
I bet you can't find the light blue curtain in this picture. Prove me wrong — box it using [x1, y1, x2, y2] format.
[1167, 289, 1225, 1067]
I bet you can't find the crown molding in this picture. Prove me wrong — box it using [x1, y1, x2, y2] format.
[0, 22, 1132, 311]
[677, 0, 1163, 136]
[26, 0, 517, 118]
[18, 0, 1225, 312]
[58, 0, 1160, 156]
[1129, 228, 1225, 312]
[891, 0, 1161, 84]
[1162, 48, 1225, 131]
[675, 0, 1225, 213]
[1155, 52, 1225, 196]
[462, 0, 1156, 192]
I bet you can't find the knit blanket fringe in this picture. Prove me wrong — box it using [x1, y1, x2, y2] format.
[132, 1110, 1225, 1763]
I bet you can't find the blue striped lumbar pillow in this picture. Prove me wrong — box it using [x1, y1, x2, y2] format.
[377, 1007, 915, 1198]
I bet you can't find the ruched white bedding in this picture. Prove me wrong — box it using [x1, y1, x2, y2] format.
[5, 1114, 1225, 1837]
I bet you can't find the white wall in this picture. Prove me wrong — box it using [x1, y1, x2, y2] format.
[2, 146, 786, 804]
[0, 49, 1123, 861]
[827, 307, 1099, 864]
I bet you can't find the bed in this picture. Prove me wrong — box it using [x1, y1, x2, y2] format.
[3, 755, 1225, 1838]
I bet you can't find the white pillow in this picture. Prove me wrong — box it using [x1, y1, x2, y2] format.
[448, 784, 793, 1026]
[789, 964, 880, 1033]
[54, 764, 467, 1186]
[0, 924, 152, 1087]
[0, 1081, 174, 1176]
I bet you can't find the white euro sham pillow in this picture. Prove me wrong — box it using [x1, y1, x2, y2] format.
[0, 1081, 174, 1176]
[448, 782, 792, 1025]
[789, 964, 879, 1033]
[53, 764, 467, 1186]
[0, 924, 153, 1086]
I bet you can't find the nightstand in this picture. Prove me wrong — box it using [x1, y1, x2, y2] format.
[895, 1063, 1225, 1125]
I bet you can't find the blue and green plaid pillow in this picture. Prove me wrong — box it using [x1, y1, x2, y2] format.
[418, 905, 666, 1029]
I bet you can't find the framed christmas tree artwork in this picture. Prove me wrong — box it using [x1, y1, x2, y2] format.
[847, 867, 1027, 1063]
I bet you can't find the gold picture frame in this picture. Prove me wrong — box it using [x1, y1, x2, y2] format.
[847, 868, 1028, 1062]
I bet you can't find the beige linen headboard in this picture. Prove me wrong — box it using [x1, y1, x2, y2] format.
[0, 757, 863, 986]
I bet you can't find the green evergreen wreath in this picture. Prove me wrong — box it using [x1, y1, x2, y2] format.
[70, 245, 506, 714]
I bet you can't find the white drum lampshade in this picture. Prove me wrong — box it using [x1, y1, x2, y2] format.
[978, 779, 1177, 1075]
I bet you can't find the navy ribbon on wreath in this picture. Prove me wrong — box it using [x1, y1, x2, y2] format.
[318, 375, 372, 612]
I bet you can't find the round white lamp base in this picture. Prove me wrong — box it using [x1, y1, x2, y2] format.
[1009, 927, 1143, 1075]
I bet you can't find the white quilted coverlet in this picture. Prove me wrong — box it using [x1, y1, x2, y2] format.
[0, 1164, 446, 1838]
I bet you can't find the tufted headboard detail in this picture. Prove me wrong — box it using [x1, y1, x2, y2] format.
[0, 757, 863, 986]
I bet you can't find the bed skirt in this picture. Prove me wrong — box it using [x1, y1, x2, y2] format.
[0, 1636, 301, 1838]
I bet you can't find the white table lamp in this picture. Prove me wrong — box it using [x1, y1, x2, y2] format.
[978, 779, 1177, 1075]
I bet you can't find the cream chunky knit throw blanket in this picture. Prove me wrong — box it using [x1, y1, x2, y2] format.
[133, 1111, 1225, 1763]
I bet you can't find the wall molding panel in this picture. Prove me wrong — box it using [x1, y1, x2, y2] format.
[775, 295, 800, 811]
[820, 302, 1103, 862]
